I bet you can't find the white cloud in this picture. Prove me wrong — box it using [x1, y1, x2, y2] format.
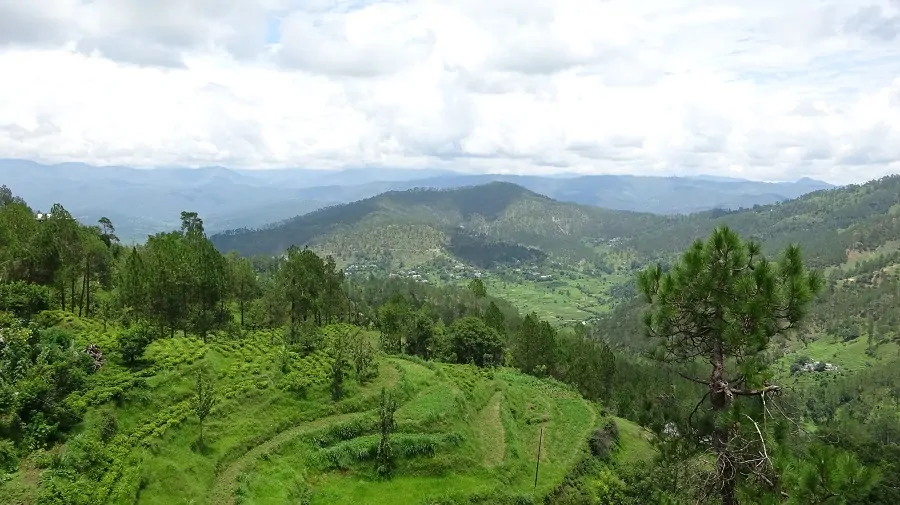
[0, 0, 899, 184]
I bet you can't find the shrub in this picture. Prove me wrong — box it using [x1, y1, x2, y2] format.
[38, 327, 75, 348]
[98, 409, 118, 443]
[0, 439, 18, 473]
[287, 479, 314, 504]
[118, 322, 155, 364]
[311, 416, 378, 448]
[589, 419, 620, 460]
[277, 372, 311, 399]
[0, 281, 53, 319]
[223, 320, 243, 340]
[316, 432, 464, 470]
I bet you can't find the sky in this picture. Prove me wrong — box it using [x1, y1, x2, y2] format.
[0, 0, 899, 184]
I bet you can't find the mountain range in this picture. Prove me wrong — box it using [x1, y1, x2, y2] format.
[210, 175, 900, 275]
[210, 182, 670, 266]
[1, 158, 833, 242]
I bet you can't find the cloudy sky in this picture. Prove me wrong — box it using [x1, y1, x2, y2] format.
[1, 0, 898, 183]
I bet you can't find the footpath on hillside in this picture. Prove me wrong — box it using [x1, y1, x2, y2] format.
[208, 410, 369, 505]
[475, 391, 507, 467]
[208, 363, 401, 505]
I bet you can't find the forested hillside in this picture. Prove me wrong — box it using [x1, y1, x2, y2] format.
[211, 176, 900, 271]
[624, 174, 900, 268]
[211, 176, 900, 326]
[210, 182, 667, 266]
[1, 178, 896, 504]
[591, 176, 900, 504]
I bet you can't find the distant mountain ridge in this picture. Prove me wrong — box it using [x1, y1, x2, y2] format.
[211, 175, 900, 274]
[1, 158, 833, 241]
[209, 182, 671, 267]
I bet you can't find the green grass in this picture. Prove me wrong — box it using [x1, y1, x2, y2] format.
[824, 240, 900, 278]
[612, 418, 655, 466]
[1, 318, 606, 505]
[236, 362, 598, 504]
[775, 334, 899, 376]
[465, 270, 627, 324]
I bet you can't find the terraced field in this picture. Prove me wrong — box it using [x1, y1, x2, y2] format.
[1, 315, 644, 505]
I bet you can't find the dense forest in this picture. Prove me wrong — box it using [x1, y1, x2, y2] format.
[1, 180, 897, 504]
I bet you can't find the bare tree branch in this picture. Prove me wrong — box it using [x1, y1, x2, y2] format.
[730, 385, 781, 396]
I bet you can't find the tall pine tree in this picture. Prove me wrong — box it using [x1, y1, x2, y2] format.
[638, 226, 822, 504]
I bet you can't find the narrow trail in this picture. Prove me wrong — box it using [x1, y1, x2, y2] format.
[208, 363, 401, 505]
[475, 391, 506, 467]
[208, 410, 367, 505]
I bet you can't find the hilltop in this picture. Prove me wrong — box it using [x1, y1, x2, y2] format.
[1, 158, 831, 242]
[210, 182, 665, 268]
[212, 176, 900, 324]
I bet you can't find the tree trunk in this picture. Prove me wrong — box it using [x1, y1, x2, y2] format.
[290, 299, 296, 341]
[710, 338, 737, 505]
[79, 261, 87, 317]
[71, 276, 76, 313]
[85, 258, 91, 317]
[239, 299, 244, 327]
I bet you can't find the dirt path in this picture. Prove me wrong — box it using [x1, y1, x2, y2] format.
[475, 391, 506, 467]
[207, 410, 367, 505]
[208, 363, 402, 505]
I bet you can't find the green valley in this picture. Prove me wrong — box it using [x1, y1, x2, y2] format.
[2, 175, 899, 504]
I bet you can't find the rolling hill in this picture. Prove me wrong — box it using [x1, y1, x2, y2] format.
[595, 174, 900, 369]
[331, 173, 833, 214]
[1, 158, 832, 242]
[212, 175, 900, 327]
[622, 174, 900, 268]
[210, 182, 668, 268]
[212, 175, 900, 272]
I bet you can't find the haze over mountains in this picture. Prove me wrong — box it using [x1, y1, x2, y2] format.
[1, 159, 833, 242]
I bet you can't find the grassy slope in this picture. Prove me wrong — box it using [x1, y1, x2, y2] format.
[773, 244, 900, 379]
[215, 361, 600, 504]
[0, 315, 641, 505]
[473, 271, 627, 324]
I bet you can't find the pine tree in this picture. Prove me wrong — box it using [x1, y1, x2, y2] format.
[330, 326, 351, 401]
[866, 315, 876, 353]
[597, 340, 616, 401]
[483, 301, 506, 336]
[351, 330, 376, 383]
[226, 252, 259, 327]
[513, 312, 556, 376]
[468, 278, 487, 298]
[638, 226, 822, 504]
